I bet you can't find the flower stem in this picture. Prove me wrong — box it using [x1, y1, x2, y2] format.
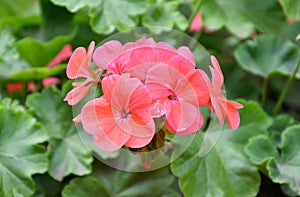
[273, 58, 300, 115]
[262, 77, 268, 105]
[186, 0, 202, 33]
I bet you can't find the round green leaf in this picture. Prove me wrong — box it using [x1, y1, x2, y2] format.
[200, 0, 285, 38]
[89, 0, 147, 34]
[280, 0, 300, 20]
[268, 125, 300, 195]
[142, 0, 188, 31]
[171, 100, 272, 197]
[0, 100, 48, 197]
[50, 0, 101, 12]
[62, 162, 180, 197]
[62, 176, 109, 197]
[245, 135, 280, 165]
[234, 35, 300, 79]
[26, 86, 93, 181]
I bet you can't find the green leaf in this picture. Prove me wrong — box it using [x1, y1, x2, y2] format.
[200, 0, 285, 38]
[0, 100, 48, 197]
[234, 35, 300, 79]
[50, 0, 101, 12]
[246, 125, 300, 195]
[62, 162, 179, 197]
[0, 64, 66, 83]
[245, 135, 279, 165]
[142, 0, 188, 31]
[268, 114, 297, 148]
[280, 0, 300, 20]
[26, 86, 93, 181]
[16, 36, 71, 67]
[0, 0, 40, 18]
[269, 126, 300, 195]
[40, 0, 76, 40]
[171, 100, 272, 197]
[0, 28, 31, 78]
[62, 176, 109, 197]
[0, 0, 40, 28]
[89, 0, 147, 34]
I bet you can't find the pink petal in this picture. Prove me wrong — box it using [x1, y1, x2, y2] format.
[93, 40, 123, 69]
[227, 100, 244, 109]
[146, 64, 182, 90]
[126, 63, 153, 82]
[167, 54, 195, 75]
[165, 101, 199, 133]
[72, 114, 82, 124]
[145, 83, 171, 101]
[42, 77, 60, 87]
[81, 97, 113, 134]
[185, 69, 210, 106]
[66, 44, 91, 79]
[101, 75, 119, 101]
[149, 101, 165, 118]
[210, 96, 227, 128]
[28, 81, 36, 92]
[64, 80, 94, 105]
[210, 56, 224, 89]
[46, 44, 72, 68]
[189, 12, 203, 32]
[124, 120, 155, 148]
[225, 101, 241, 130]
[111, 74, 141, 112]
[94, 118, 131, 152]
[129, 85, 152, 111]
[166, 103, 203, 135]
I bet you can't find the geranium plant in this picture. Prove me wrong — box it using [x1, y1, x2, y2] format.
[0, 0, 300, 197]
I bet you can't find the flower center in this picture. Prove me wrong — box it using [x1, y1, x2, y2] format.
[168, 93, 178, 100]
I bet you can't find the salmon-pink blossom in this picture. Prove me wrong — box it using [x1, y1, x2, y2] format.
[64, 41, 100, 105]
[203, 56, 243, 130]
[145, 64, 210, 134]
[80, 74, 155, 151]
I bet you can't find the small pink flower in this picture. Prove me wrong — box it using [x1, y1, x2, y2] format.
[80, 74, 155, 151]
[46, 44, 72, 68]
[203, 56, 243, 130]
[189, 12, 203, 32]
[42, 77, 60, 87]
[64, 41, 100, 105]
[145, 64, 210, 134]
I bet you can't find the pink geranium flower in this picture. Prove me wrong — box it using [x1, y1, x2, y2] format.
[92, 38, 195, 82]
[203, 56, 243, 130]
[64, 41, 100, 105]
[145, 64, 210, 134]
[80, 74, 155, 151]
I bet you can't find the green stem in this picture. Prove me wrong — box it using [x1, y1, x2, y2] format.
[185, 0, 202, 33]
[262, 77, 268, 105]
[273, 58, 300, 115]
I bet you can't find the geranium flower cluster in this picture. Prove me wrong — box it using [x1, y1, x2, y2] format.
[64, 38, 243, 152]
